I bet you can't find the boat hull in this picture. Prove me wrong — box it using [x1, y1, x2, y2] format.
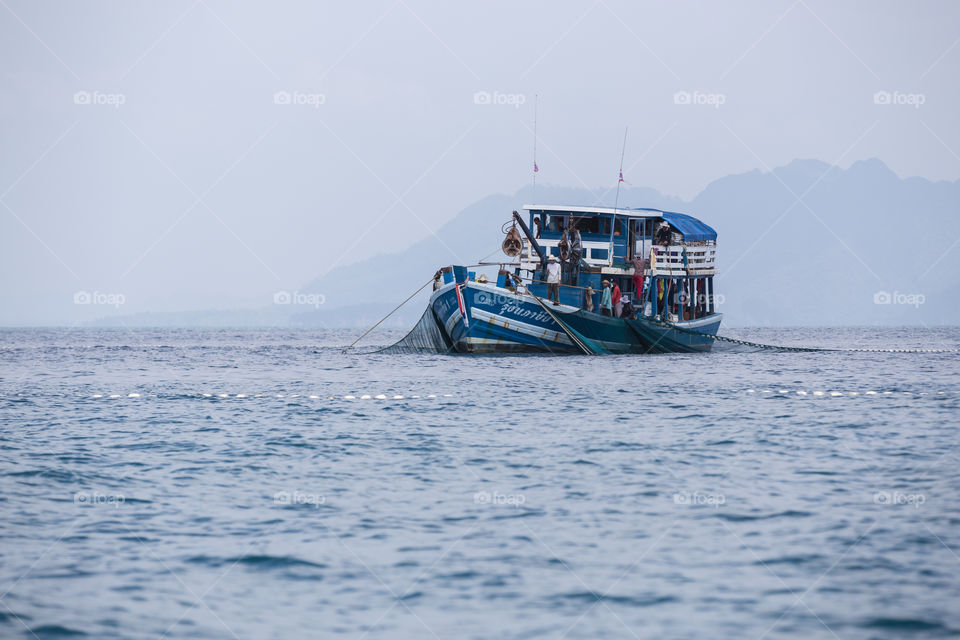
[429, 281, 722, 354]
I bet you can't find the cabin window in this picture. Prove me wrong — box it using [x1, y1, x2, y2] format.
[577, 217, 596, 234]
[578, 216, 611, 236]
[545, 214, 567, 232]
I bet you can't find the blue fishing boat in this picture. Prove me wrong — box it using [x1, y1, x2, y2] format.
[386, 205, 721, 355]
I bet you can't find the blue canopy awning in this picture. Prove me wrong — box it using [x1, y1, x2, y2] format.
[660, 211, 717, 242]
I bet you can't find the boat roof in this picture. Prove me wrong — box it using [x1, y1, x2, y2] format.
[522, 204, 717, 242]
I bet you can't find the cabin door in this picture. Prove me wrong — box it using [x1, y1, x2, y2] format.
[633, 219, 648, 260]
[612, 218, 628, 263]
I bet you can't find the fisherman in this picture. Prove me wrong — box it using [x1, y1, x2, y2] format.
[584, 284, 595, 312]
[568, 223, 582, 286]
[432, 270, 443, 291]
[655, 221, 672, 246]
[546, 255, 561, 305]
[600, 280, 613, 316]
[631, 253, 647, 304]
[504, 272, 517, 292]
[612, 280, 622, 318]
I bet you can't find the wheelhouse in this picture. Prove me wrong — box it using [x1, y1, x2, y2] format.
[518, 204, 719, 321]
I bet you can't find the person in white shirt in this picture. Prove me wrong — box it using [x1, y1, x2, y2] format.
[545, 255, 561, 304]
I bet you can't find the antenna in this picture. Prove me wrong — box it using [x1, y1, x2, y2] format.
[532, 94, 539, 203]
[608, 126, 628, 265]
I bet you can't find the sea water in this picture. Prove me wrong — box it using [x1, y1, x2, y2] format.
[1, 327, 958, 639]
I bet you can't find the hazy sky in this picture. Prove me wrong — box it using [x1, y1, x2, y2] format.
[2, 1, 958, 324]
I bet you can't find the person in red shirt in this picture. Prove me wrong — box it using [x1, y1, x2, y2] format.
[631, 255, 647, 306]
[611, 281, 622, 317]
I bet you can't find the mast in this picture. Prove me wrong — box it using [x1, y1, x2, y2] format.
[532, 94, 538, 203]
[608, 126, 628, 265]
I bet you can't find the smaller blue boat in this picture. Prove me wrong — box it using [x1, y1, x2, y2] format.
[389, 204, 722, 355]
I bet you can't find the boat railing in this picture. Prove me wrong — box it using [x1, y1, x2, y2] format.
[649, 245, 715, 276]
[525, 237, 617, 265]
[520, 241, 717, 275]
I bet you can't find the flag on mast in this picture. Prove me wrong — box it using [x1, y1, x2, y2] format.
[534, 162, 539, 173]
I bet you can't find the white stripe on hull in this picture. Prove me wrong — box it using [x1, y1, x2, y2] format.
[469, 307, 572, 346]
[444, 309, 462, 336]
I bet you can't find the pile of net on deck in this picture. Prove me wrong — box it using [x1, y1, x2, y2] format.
[377, 308, 455, 354]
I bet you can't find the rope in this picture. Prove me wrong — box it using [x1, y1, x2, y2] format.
[342, 276, 436, 353]
[477, 246, 507, 264]
[525, 287, 595, 355]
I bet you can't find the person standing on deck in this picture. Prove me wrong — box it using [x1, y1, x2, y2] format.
[631, 254, 647, 309]
[612, 281, 622, 317]
[600, 280, 613, 316]
[545, 255, 561, 305]
[584, 285, 595, 312]
[655, 221, 672, 246]
[568, 224, 582, 286]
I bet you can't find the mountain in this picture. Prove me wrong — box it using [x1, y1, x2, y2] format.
[687, 158, 960, 326]
[91, 158, 960, 327]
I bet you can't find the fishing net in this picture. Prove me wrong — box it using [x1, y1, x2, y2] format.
[377, 307, 456, 354]
[633, 316, 956, 354]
